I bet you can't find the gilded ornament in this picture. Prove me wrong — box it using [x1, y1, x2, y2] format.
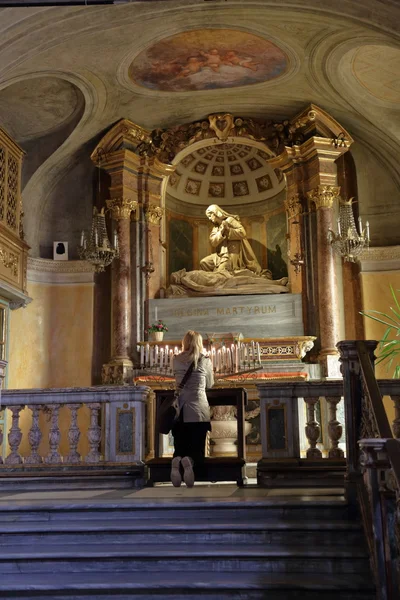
[144, 204, 163, 225]
[307, 185, 340, 210]
[0, 245, 18, 277]
[106, 197, 138, 220]
[284, 193, 302, 218]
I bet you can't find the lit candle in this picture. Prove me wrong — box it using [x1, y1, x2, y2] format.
[155, 345, 159, 366]
[169, 349, 173, 372]
[80, 230, 84, 246]
[211, 347, 216, 370]
[236, 345, 240, 370]
[366, 221, 370, 241]
[140, 345, 144, 366]
[337, 218, 341, 236]
[257, 342, 261, 365]
[358, 216, 363, 236]
[145, 343, 150, 366]
[149, 346, 153, 367]
[160, 348, 164, 369]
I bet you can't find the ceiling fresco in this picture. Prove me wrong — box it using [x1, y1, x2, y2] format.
[167, 143, 285, 205]
[129, 29, 288, 92]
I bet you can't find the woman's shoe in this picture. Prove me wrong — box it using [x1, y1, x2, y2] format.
[171, 456, 182, 487]
[181, 456, 195, 488]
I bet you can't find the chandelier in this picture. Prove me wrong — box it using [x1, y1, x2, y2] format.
[78, 207, 119, 272]
[328, 197, 370, 263]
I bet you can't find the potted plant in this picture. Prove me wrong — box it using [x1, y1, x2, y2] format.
[147, 319, 168, 342]
[361, 284, 400, 378]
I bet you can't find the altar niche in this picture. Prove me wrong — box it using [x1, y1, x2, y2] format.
[163, 139, 289, 298]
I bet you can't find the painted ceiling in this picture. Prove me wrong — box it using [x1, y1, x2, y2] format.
[167, 142, 285, 206]
[0, 0, 399, 256]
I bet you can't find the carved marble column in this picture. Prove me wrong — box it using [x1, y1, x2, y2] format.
[103, 197, 138, 384]
[307, 185, 341, 375]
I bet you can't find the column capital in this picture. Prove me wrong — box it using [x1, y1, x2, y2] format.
[144, 203, 164, 226]
[106, 197, 138, 220]
[307, 185, 340, 210]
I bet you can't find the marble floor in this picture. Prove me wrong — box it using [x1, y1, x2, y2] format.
[0, 483, 345, 506]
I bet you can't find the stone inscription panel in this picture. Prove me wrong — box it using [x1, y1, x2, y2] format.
[148, 294, 303, 340]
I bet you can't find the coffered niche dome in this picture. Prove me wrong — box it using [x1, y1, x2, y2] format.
[166, 142, 285, 206]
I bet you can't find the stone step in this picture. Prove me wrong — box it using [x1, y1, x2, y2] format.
[0, 475, 139, 491]
[0, 543, 370, 575]
[0, 498, 352, 523]
[0, 571, 376, 599]
[0, 518, 364, 546]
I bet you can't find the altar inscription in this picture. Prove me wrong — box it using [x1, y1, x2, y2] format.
[149, 294, 303, 340]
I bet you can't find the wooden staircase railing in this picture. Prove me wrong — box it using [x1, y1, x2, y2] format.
[337, 340, 400, 600]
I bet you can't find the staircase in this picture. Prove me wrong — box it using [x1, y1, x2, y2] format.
[0, 491, 376, 599]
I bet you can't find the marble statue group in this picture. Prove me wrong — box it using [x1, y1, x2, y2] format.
[167, 204, 289, 297]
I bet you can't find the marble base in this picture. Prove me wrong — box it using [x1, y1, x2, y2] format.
[102, 359, 134, 385]
[149, 294, 303, 340]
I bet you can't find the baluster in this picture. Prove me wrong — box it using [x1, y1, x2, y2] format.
[392, 396, 400, 439]
[66, 404, 81, 464]
[44, 405, 61, 464]
[5, 406, 23, 464]
[304, 397, 322, 459]
[85, 403, 101, 463]
[326, 396, 344, 458]
[25, 405, 43, 464]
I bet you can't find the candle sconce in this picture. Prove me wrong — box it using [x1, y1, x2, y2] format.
[287, 218, 305, 275]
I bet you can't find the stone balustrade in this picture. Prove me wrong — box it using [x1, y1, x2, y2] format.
[0, 386, 149, 469]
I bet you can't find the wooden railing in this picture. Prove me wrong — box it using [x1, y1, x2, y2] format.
[337, 340, 400, 600]
[0, 386, 149, 476]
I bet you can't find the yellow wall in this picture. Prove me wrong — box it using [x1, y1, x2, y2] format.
[8, 281, 94, 389]
[7, 281, 94, 457]
[360, 270, 400, 426]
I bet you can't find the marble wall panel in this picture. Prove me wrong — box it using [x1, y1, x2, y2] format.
[168, 218, 194, 275]
[149, 293, 303, 340]
[266, 211, 288, 280]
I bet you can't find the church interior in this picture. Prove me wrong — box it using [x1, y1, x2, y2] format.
[0, 0, 399, 597]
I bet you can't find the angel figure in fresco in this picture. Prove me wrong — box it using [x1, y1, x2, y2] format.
[177, 56, 205, 78]
[199, 48, 223, 72]
[223, 50, 259, 72]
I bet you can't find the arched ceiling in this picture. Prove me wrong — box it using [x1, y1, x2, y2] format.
[0, 0, 399, 254]
[167, 142, 285, 206]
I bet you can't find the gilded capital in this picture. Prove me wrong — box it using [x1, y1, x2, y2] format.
[284, 193, 302, 219]
[144, 203, 164, 226]
[307, 185, 340, 210]
[106, 197, 138, 220]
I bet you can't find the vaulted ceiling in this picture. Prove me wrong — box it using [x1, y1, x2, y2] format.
[0, 0, 399, 256]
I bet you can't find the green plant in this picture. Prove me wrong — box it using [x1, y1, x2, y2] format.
[147, 319, 168, 333]
[361, 284, 400, 378]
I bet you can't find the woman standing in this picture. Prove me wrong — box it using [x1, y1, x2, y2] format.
[171, 330, 214, 488]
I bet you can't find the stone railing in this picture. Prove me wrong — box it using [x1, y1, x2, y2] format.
[0, 386, 149, 473]
[256, 380, 346, 484]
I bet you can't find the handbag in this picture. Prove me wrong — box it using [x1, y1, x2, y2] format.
[157, 361, 195, 435]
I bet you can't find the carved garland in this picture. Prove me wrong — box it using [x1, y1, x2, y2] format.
[0, 245, 18, 277]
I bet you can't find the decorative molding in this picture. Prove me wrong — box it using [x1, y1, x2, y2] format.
[307, 185, 340, 209]
[359, 245, 400, 272]
[27, 257, 95, 285]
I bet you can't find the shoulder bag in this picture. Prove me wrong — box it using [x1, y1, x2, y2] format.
[157, 361, 195, 435]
